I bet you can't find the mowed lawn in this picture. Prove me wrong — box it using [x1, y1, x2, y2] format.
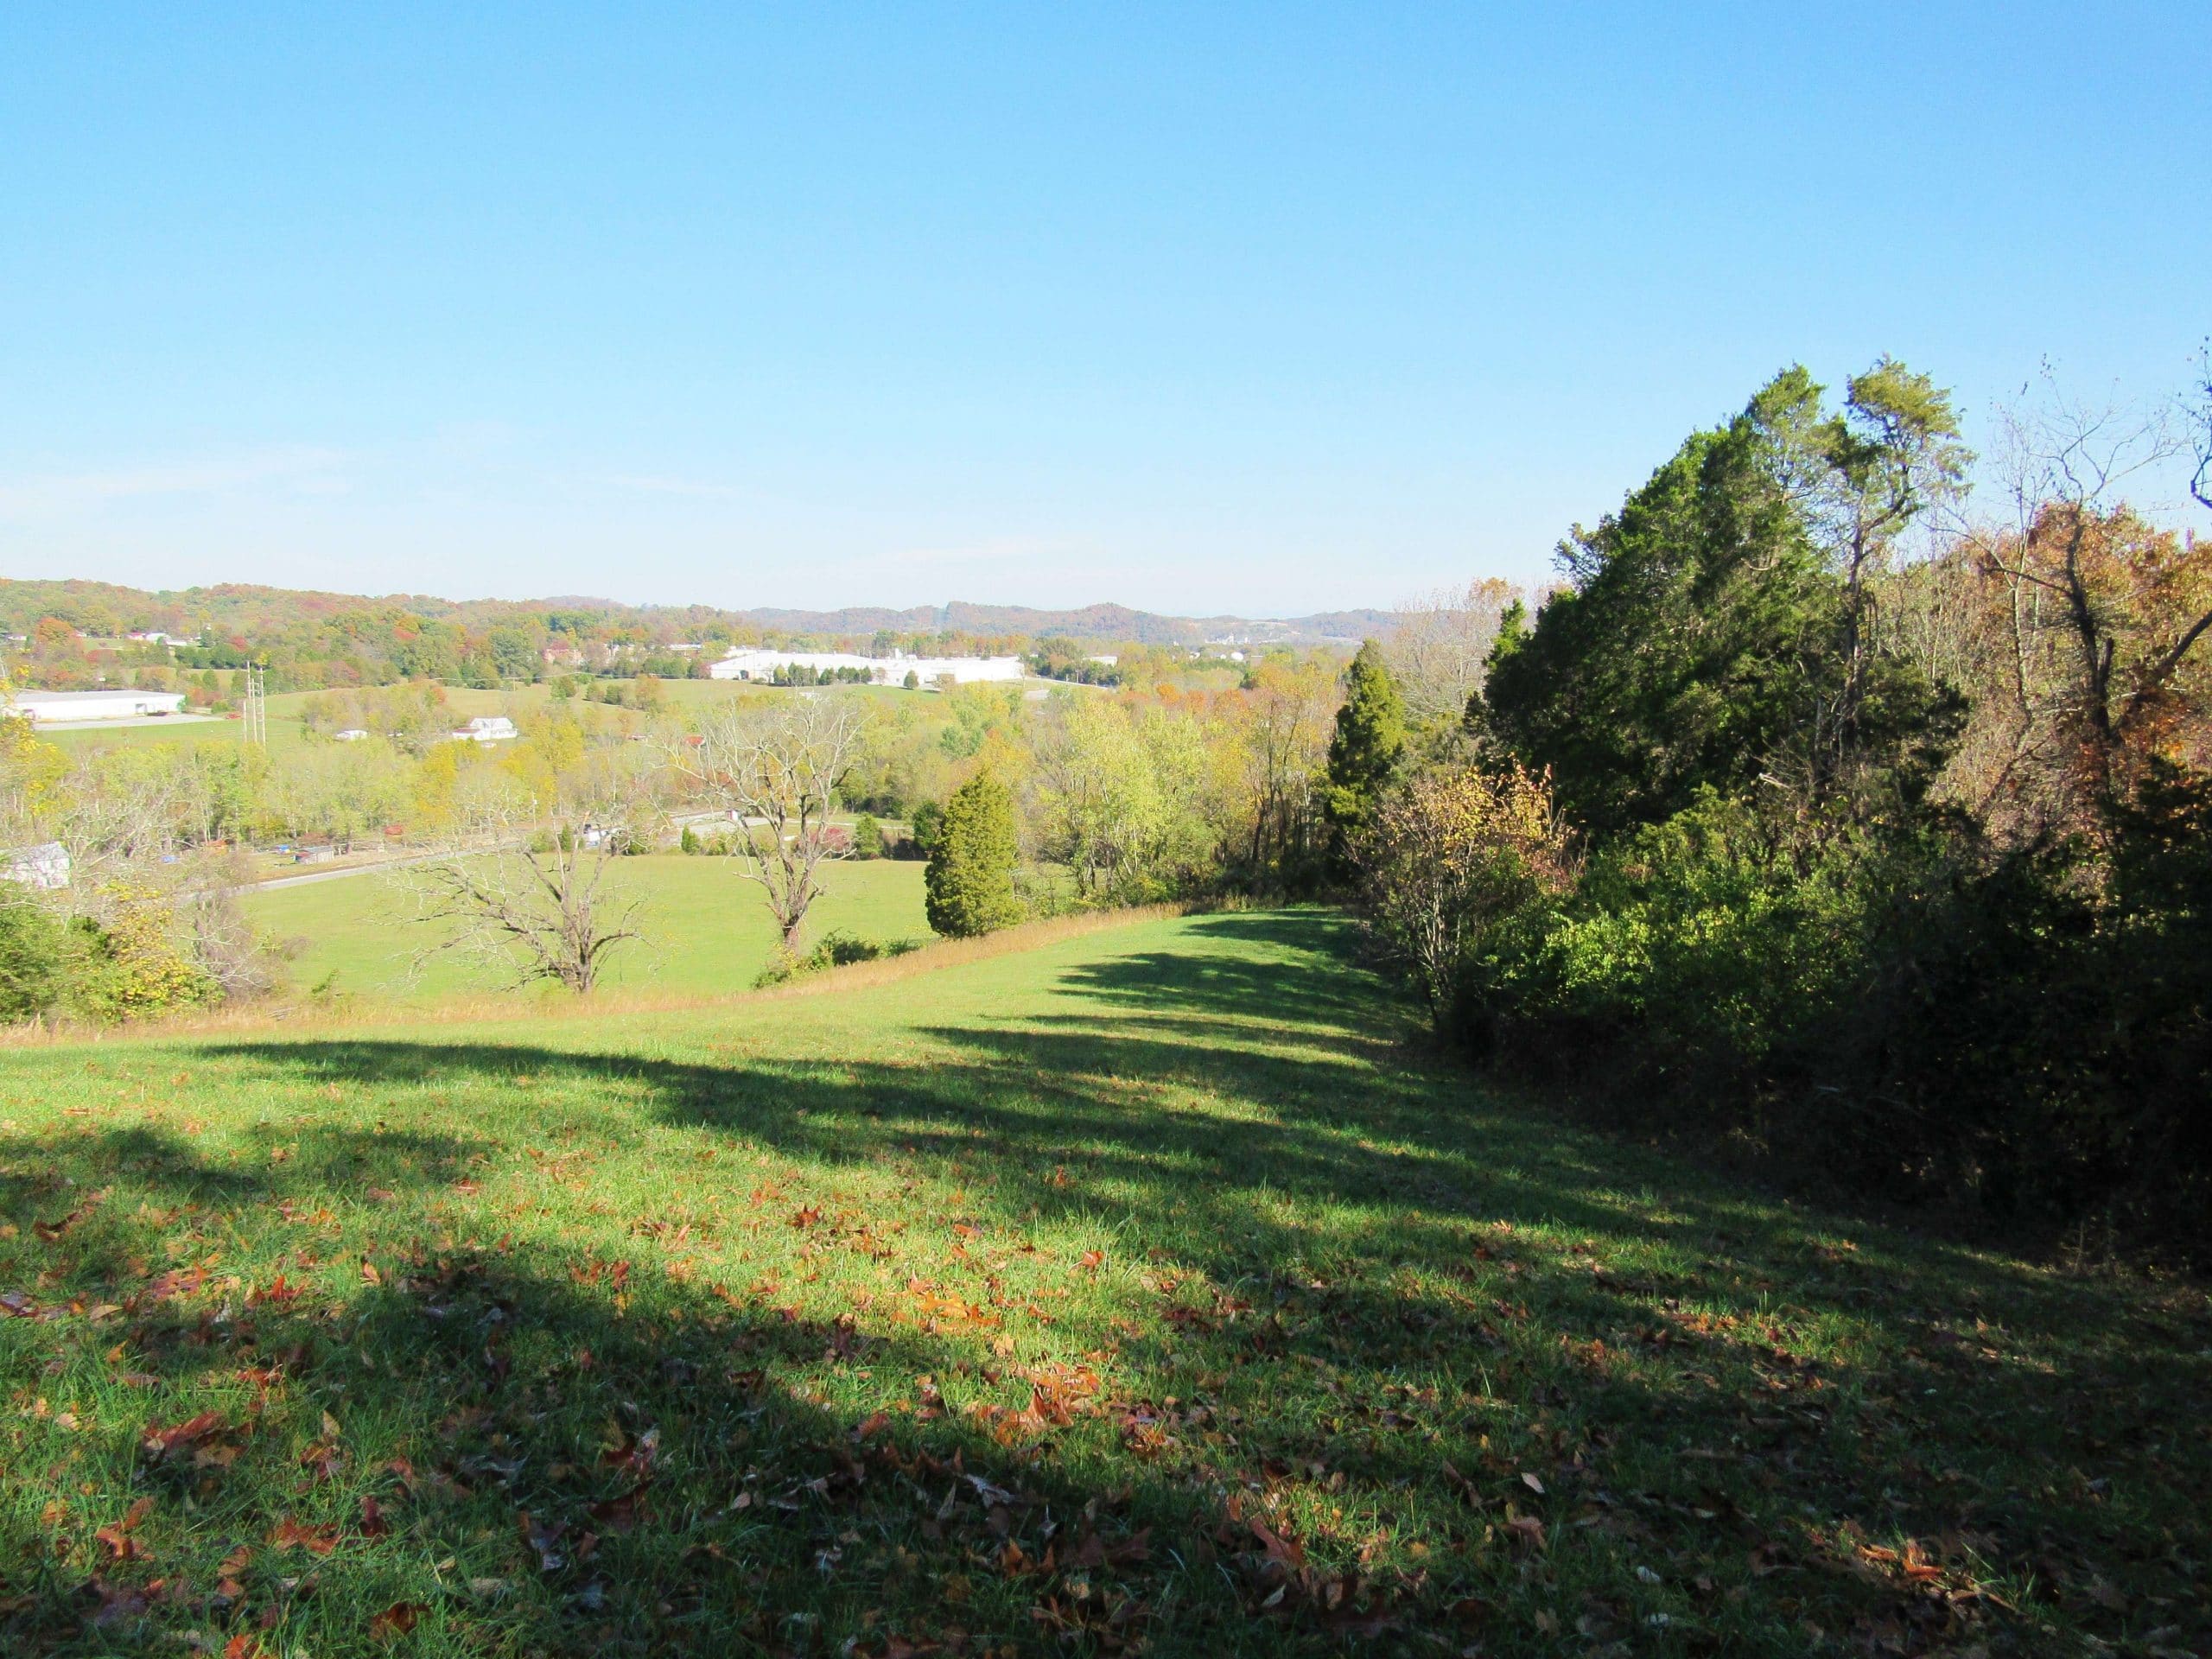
[1, 912, 2206, 1656]
[245, 856, 931, 1003]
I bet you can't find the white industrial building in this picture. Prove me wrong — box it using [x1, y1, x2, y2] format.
[1, 842, 70, 890]
[708, 649, 1026, 687]
[3, 689, 188, 725]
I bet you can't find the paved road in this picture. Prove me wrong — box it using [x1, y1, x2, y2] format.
[247, 849, 455, 892]
[37, 714, 224, 732]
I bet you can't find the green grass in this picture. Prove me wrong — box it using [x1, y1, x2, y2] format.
[245, 855, 931, 1003]
[0, 911, 2205, 1656]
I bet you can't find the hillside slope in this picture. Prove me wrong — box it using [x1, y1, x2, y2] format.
[0, 912, 2203, 1655]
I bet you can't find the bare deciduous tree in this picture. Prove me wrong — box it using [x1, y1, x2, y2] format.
[400, 785, 645, 995]
[1382, 578, 1522, 734]
[2188, 341, 2212, 514]
[672, 696, 862, 948]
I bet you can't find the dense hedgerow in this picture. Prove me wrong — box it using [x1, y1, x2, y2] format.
[1360, 360, 2212, 1263]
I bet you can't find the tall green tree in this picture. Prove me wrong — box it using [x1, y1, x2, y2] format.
[1479, 366, 1960, 844]
[1323, 640, 1407, 870]
[925, 772, 1024, 938]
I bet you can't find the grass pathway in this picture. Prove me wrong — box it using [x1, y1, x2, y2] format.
[0, 910, 2204, 1656]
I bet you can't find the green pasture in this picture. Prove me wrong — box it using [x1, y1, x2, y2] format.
[0, 909, 2204, 1655]
[245, 854, 931, 1003]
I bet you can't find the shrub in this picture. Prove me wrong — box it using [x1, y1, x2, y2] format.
[1453, 775, 2212, 1261]
[849, 814, 886, 860]
[0, 889, 67, 1020]
[1357, 761, 1571, 1030]
[753, 930, 921, 987]
[64, 886, 218, 1023]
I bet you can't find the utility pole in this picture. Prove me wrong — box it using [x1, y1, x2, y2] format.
[241, 664, 268, 749]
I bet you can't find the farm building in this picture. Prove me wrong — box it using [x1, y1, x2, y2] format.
[708, 649, 1026, 686]
[0, 842, 70, 890]
[449, 715, 518, 742]
[2, 689, 188, 724]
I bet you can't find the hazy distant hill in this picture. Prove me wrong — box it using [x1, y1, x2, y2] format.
[2, 577, 1403, 648]
[747, 601, 1398, 645]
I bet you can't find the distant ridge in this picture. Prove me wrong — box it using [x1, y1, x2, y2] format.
[744, 601, 1400, 645]
[0, 577, 1405, 646]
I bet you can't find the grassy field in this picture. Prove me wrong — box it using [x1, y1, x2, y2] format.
[245, 855, 931, 1003]
[0, 911, 2205, 1656]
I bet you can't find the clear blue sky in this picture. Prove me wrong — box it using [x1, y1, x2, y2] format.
[2, 4, 2204, 616]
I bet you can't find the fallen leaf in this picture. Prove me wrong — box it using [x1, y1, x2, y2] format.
[369, 1600, 423, 1637]
[269, 1518, 340, 1555]
[141, 1410, 227, 1460]
[518, 1511, 568, 1571]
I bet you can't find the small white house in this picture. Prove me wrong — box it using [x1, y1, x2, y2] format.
[0, 842, 70, 891]
[332, 728, 370, 742]
[449, 715, 518, 743]
[3, 689, 188, 725]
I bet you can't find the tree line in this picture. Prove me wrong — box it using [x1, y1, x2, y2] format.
[1338, 359, 2212, 1263]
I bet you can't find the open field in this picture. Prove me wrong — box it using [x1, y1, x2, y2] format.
[1, 909, 2205, 1656]
[36, 676, 1029, 761]
[245, 855, 931, 1003]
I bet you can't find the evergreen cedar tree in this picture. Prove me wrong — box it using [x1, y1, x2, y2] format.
[925, 772, 1024, 938]
[1323, 640, 1407, 873]
[1478, 367, 1960, 842]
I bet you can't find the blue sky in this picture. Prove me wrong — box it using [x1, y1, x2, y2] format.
[2, 4, 2204, 615]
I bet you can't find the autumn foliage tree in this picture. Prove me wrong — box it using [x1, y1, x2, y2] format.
[1357, 761, 1572, 1030]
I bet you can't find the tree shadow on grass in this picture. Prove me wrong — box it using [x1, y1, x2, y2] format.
[143, 1024, 2212, 1654]
[0, 1125, 1319, 1658]
[1036, 911, 1396, 1039]
[8, 906, 2206, 1653]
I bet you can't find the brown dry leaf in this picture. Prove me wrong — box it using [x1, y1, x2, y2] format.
[269, 1518, 340, 1555]
[1247, 1512, 1306, 1569]
[600, 1424, 660, 1476]
[141, 1410, 226, 1460]
[215, 1543, 252, 1602]
[93, 1497, 156, 1561]
[1503, 1508, 1546, 1552]
[369, 1600, 423, 1637]
[137, 1266, 207, 1306]
[589, 1486, 650, 1534]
